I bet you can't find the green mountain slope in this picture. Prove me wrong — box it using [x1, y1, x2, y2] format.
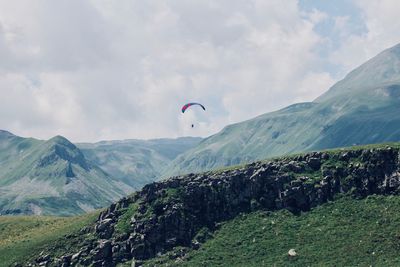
[77, 137, 202, 190]
[0, 132, 134, 216]
[165, 43, 400, 176]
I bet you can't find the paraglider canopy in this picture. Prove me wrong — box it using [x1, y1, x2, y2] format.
[181, 102, 206, 113]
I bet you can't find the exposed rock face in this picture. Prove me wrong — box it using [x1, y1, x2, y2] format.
[31, 146, 400, 266]
[38, 137, 89, 170]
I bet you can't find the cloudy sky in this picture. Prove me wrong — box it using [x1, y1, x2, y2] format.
[0, 0, 400, 142]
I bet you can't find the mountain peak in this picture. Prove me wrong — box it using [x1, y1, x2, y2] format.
[40, 135, 89, 170]
[0, 130, 15, 137]
[49, 135, 72, 144]
[316, 42, 400, 102]
[388, 43, 400, 53]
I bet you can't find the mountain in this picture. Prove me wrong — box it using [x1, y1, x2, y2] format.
[0, 132, 201, 216]
[165, 43, 400, 176]
[77, 137, 202, 190]
[9, 143, 400, 266]
[0, 133, 134, 216]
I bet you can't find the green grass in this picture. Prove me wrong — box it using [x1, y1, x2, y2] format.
[318, 142, 400, 154]
[0, 212, 99, 267]
[115, 202, 139, 234]
[143, 195, 400, 266]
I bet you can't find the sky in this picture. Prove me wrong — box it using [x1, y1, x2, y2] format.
[0, 0, 400, 142]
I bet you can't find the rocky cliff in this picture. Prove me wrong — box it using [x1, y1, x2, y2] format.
[29, 144, 400, 266]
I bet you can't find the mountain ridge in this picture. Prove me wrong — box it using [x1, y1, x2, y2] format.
[316, 43, 400, 102]
[77, 137, 202, 190]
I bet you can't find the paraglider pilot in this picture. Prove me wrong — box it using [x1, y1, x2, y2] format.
[181, 102, 206, 129]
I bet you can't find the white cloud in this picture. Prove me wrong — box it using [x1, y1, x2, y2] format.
[307, 8, 329, 25]
[1, 0, 379, 142]
[329, 0, 400, 75]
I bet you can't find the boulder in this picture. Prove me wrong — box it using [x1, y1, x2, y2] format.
[307, 157, 321, 170]
[288, 249, 297, 257]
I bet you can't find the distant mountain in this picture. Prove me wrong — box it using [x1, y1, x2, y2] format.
[165, 43, 400, 176]
[0, 132, 201, 216]
[77, 137, 202, 189]
[0, 133, 134, 216]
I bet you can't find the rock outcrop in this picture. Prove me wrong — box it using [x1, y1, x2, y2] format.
[31, 145, 400, 266]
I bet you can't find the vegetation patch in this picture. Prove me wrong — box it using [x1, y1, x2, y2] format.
[115, 202, 139, 233]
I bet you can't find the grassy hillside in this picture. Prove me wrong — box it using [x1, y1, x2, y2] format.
[165, 43, 400, 177]
[0, 211, 99, 267]
[142, 195, 400, 266]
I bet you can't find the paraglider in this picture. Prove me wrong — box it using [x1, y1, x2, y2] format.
[181, 102, 205, 128]
[181, 102, 206, 113]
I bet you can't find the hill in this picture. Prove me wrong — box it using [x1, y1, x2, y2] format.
[9, 143, 400, 266]
[165, 43, 400, 176]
